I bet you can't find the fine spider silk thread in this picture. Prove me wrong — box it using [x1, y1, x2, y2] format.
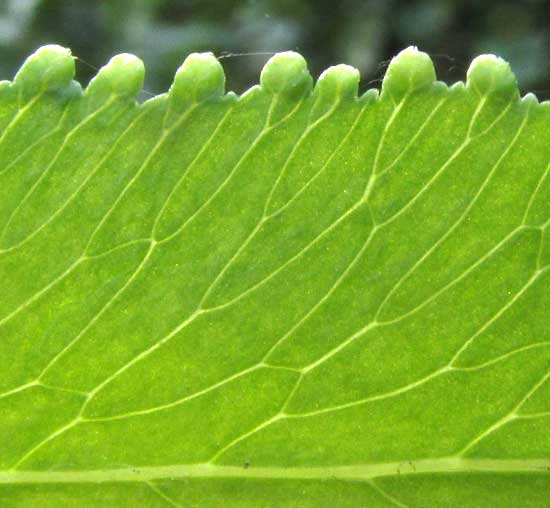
[216, 51, 281, 60]
[74, 55, 157, 97]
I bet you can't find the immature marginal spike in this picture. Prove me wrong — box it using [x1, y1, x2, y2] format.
[381, 46, 436, 102]
[85, 54, 145, 102]
[13, 44, 75, 101]
[315, 64, 360, 100]
[169, 52, 225, 108]
[309, 64, 360, 120]
[260, 51, 313, 99]
[466, 54, 519, 99]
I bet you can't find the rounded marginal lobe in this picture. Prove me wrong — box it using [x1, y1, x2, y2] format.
[260, 51, 313, 99]
[85, 53, 144, 101]
[309, 64, 359, 120]
[169, 52, 225, 107]
[381, 46, 436, 101]
[14, 44, 75, 99]
[466, 54, 519, 99]
[316, 64, 360, 100]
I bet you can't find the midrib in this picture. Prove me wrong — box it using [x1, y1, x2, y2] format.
[1, 458, 549, 484]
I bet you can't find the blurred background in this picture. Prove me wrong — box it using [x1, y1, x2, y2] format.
[0, 0, 548, 99]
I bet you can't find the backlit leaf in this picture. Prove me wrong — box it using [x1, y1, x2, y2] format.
[0, 45, 549, 507]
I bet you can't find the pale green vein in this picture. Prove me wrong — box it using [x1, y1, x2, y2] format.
[375, 95, 447, 178]
[523, 163, 550, 225]
[375, 94, 486, 229]
[457, 370, 550, 456]
[2, 458, 550, 484]
[147, 482, 185, 508]
[0, 95, 119, 251]
[375, 104, 530, 322]
[369, 480, 411, 508]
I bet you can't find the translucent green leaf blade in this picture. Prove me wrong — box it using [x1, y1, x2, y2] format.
[0, 45, 549, 507]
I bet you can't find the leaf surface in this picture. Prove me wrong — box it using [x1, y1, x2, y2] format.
[0, 45, 549, 507]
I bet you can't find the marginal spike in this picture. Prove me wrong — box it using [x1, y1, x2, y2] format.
[260, 51, 313, 99]
[521, 92, 539, 105]
[309, 64, 360, 120]
[315, 64, 360, 100]
[14, 44, 75, 99]
[169, 52, 225, 106]
[85, 53, 144, 101]
[466, 54, 519, 99]
[381, 46, 436, 101]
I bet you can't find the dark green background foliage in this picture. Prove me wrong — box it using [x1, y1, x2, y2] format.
[0, 0, 548, 97]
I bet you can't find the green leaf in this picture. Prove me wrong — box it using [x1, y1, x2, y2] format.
[0, 44, 549, 507]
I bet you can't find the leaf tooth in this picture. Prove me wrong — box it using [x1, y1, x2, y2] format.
[381, 46, 436, 101]
[521, 92, 539, 107]
[308, 64, 360, 121]
[169, 52, 225, 107]
[85, 53, 144, 101]
[466, 54, 519, 100]
[13, 44, 75, 98]
[315, 64, 360, 101]
[259, 51, 313, 99]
